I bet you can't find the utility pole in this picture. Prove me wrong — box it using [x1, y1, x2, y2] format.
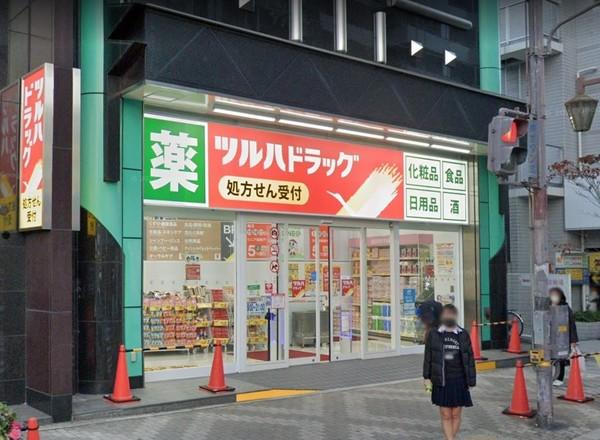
[528, 0, 553, 428]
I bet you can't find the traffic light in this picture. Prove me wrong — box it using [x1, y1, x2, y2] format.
[487, 115, 529, 177]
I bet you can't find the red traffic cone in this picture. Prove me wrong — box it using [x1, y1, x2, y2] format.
[506, 318, 526, 354]
[104, 345, 140, 403]
[503, 360, 536, 418]
[558, 355, 594, 403]
[200, 343, 235, 393]
[26, 418, 40, 440]
[470, 321, 487, 361]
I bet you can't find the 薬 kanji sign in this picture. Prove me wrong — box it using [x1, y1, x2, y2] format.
[143, 114, 207, 206]
[19, 64, 53, 230]
[404, 154, 468, 224]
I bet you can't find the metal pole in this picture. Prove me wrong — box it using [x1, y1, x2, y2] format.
[528, 0, 553, 428]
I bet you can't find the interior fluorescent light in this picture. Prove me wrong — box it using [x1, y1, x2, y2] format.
[278, 118, 334, 132]
[336, 128, 385, 140]
[386, 136, 429, 147]
[431, 144, 470, 154]
[213, 107, 276, 122]
[147, 94, 177, 102]
[387, 128, 430, 139]
[214, 97, 276, 112]
[431, 135, 470, 146]
[338, 119, 385, 131]
[279, 109, 333, 122]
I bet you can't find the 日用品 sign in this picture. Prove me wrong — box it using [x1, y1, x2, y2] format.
[19, 64, 53, 230]
[403, 154, 468, 224]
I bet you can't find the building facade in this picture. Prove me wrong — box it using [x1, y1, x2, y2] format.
[0, 0, 522, 421]
[500, 0, 600, 336]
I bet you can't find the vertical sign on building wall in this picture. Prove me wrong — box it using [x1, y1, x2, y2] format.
[0, 85, 20, 232]
[143, 114, 208, 207]
[19, 63, 53, 230]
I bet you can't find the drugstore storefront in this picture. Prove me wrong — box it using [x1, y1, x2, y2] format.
[137, 108, 474, 381]
[76, 3, 524, 391]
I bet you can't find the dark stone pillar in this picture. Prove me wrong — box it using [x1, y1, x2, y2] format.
[77, 210, 123, 395]
[25, 66, 76, 423]
[0, 84, 25, 405]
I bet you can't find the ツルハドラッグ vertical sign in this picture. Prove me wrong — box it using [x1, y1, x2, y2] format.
[143, 114, 207, 207]
[19, 63, 53, 230]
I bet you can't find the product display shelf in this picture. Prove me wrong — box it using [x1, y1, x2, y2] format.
[247, 293, 269, 348]
[211, 286, 235, 347]
[142, 284, 213, 353]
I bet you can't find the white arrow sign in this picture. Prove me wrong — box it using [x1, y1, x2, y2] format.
[444, 50, 457, 65]
[410, 40, 423, 56]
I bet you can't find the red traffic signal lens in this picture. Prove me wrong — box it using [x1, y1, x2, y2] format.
[501, 121, 518, 144]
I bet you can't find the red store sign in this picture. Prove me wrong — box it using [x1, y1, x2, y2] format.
[208, 123, 404, 220]
[18, 64, 53, 230]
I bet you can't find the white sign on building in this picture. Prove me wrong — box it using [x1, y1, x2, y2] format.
[404, 154, 469, 224]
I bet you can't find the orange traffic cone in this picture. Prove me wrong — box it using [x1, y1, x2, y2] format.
[503, 360, 536, 418]
[470, 321, 487, 361]
[200, 343, 235, 393]
[506, 318, 526, 354]
[104, 345, 140, 403]
[26, 418, 40, 440]
[558, 355, 594, 403]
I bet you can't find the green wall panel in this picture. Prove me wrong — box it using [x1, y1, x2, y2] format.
[123, 170, 142, 238]
[124, 307, 143, 376]
[123, 238, 142, 308]
[123, 100, 143, 170]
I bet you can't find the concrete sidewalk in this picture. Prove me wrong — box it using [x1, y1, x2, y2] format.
[13, 340, 600, 424]
[38, 352, 600, 439]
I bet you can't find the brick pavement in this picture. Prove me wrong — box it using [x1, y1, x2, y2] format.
[42, 357, 600, 440]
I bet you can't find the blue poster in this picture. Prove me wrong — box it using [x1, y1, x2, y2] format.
[403, 288, 416, 304]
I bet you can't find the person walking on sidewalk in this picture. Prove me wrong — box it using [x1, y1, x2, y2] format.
[423, 304, 476, 440]
[550, 287, 579, 387]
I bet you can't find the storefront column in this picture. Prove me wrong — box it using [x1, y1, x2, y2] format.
[78, 0, 124, 393]
[121, 99, 144, 386]
[478, 0, 508, 348]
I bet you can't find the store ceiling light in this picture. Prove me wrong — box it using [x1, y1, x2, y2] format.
[214, 96, 276, 112]
[213, 107, 276, 122]
[146, 93, 177, 102]
[431, 135, 470, 146]
[338, 119, 385, 131]
[431, 144, 470, 154]
[279, 109, 333, 122]
[387, 128, 430, 139]
[336, 128, 385, 140]
[385, 136, 429, 147]
[278, 118, 334, 132]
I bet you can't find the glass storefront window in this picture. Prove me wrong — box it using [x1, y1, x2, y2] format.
[142, 208, 235, 372]
[245, 222, 285, 364]
[366, 228, 393, 353]
[331, 227, 361, 359]
[399, 229, 462, 345]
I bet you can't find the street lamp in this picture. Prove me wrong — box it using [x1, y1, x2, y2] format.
[565, 92, 598, 132]
[565, 75, 600, 132]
